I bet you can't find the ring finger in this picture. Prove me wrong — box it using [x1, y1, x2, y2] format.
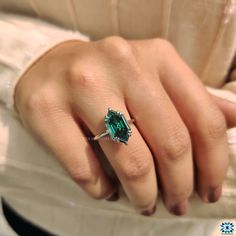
[72, 88, 158, 215]
[125, 75, 193, 215]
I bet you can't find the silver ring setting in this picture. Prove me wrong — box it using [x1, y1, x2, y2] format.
[93, 108, 134, 145]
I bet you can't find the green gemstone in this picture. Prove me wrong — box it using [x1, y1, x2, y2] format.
[105, 108, 131, 144]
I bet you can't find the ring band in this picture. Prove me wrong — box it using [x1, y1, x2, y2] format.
[93, 108, 135, 145]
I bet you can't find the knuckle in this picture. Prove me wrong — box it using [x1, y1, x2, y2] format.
[121, 150, 153, 181]
[152, 38, 175, 54]
[100, 36, 133, 61]
[169, 186, 193, 201]
[25, 89, 56, 114]
[66, 63, 96, 90]
[90, 188, 117, 200]
[161, 126, 191, 161]
[71, 168, 94, 186]
[150, 38, 176, 70]
[90, 192, 108, 200]
[204, 105, 226, 139]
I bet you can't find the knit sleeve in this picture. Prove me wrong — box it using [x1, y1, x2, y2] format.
[0, 12, 89, 114]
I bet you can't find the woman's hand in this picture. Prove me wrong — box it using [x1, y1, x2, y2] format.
[14, 37, 235, 216]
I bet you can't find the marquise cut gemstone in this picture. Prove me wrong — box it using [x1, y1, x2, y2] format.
[105, 108, 131, 144]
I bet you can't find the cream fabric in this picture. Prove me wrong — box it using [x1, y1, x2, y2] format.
[0, 0, 236, 235]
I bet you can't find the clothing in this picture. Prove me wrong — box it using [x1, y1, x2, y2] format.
[2, 199, 53, 236]
[0, 0, 236, 235]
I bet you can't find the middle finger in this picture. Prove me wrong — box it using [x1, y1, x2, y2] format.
[125, 75, 193, 215]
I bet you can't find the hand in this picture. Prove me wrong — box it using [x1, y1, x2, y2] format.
[14, 37, 236, 216]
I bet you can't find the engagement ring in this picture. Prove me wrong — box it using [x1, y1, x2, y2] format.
[93, 108, 134, 145]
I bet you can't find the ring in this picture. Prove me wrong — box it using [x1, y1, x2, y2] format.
[93, 108, 135, 145]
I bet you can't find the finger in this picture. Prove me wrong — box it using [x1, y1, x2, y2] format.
[125, 75, 193, 215]
[158, 45, 228, 203]
[21, 99, 115, 199]
[74, 92, 158, 215]
[210, 94, 236, 128]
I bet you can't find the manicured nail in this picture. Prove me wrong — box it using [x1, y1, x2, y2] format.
[170, 200, 188, 216]
[207, 186, 222, 203]
[141, 205, 156, 216]
[106, 191, 119, 201]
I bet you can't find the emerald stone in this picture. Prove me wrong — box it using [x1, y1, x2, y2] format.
[105, 108, 132, 145]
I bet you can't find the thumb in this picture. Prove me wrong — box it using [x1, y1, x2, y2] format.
[211, 94, 236, 128]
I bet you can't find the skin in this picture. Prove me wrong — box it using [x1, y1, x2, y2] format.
[230, 69, 236, 81]
[14, 37, 236, 216]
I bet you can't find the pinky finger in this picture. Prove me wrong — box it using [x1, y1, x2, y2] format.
[25, 108, 116, 200]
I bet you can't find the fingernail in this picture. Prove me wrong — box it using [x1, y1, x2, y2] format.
[170, 200, 188, 216]
[106, 191, 119, 201]
[141, 205, 156, 216]
[207, 186, 222, 203]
